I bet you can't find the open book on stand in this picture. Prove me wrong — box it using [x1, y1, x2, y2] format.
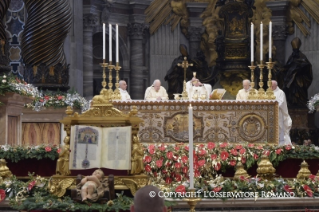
[69, 125, 131, 170]
[210, 89, 226, 100]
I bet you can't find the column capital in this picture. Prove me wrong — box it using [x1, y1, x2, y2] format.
[127, 23, 148, 40]
[83, 14, 99, 31]
[273, 24, 287, 40]
[188, 26, 204, 42]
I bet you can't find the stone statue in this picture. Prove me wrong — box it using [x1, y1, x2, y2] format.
[130, 135, 144, 175]
[283, 37, 313, 108]
[56, 136, 71, 176]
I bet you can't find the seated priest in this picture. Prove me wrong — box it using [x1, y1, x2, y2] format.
[271, 80, 292, 146]
[144, 79, 169, 101]
[236, 79, 251, 100]
[119, 80, 131, 101]
[186, 77, 212, 100]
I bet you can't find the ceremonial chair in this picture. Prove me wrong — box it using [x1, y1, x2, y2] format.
[71, 174, 115, 203]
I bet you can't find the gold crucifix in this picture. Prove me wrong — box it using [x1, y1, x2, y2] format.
[177, 57, 193, 100]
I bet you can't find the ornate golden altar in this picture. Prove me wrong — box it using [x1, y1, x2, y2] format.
[113, 100, 279, 145]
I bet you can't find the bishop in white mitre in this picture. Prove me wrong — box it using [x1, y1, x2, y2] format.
[236, 79, 250, 100]
[272, 80, 292, 145]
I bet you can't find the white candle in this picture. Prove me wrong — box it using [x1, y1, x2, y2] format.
[109, 24, 112, 62]
[269, 21, 272, 59]
[260, 22, 263, 61]
[251, 23, 254, 62]
[116, 24, 119, 63]
[103, 23, 105, 60]
[188, 104, 194, 189]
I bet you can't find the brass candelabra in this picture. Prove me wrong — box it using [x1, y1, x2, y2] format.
[108, 61, 115, 99]
[185, 188, 201, 212]
[113, 62, 122, 100]
[257, 60, 266, 99]
[248, 62, 257, 100]
[100, 60, 109, 90]
[265, 58, 276, 100]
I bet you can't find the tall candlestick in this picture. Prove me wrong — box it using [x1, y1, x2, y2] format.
[103, 23, 105, 61]
[116, 24, 119, 63]
[188, 104, 194, 189]
[260, 22, 263, 61]
[109, 24, 112, 62]
[269, 21, 272, 59]
[251, 23, 254, 62]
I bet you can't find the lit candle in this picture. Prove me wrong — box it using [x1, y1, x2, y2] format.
[260, 22, 263, 61]
[116, 24, 119, 63]
[103, 23, 105, 61]
[109, 24, 112, 62]
[269, 21, 272, 59]
[251, 22, 254, 62]
[188, 104, 194, 189]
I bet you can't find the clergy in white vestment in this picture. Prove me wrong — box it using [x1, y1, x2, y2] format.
[144, 79, 169, 100]
[272, 80, 292, 146]
[119, 80, 131, 101]
[186, 77, 211, 100]
[236, 79, 250, 100]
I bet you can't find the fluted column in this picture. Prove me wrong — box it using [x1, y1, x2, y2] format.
[0, 0, 11, 74]
[128, 23, 148, 99]
[21, 0, 72, 90]
[83, 14, 98, 98]
[188, 26, 204, 59]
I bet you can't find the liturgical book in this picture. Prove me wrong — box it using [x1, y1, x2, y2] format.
[210, 89, 226, 100]
[69, 125, 131, 170]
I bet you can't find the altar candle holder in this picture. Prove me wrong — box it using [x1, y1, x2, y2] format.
[108, 61, 115, 100]
[100, 59, 109, 90]
[265, 58, 276, 100]
[257, 61, 266, 99]
[185, 188, 201, 212]
[248, 62, 257, 100]
[113, 62, 122, 100]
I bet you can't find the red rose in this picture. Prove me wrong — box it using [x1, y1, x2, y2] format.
[214, 163, 221, 171]
[253, 154, 258, 160]
[213, 186, 222, 192]
[175, 185, 186, 194]
[175, 174, 182, 182]
[57, 148, 61, 154]
[184, 145, 189, 151]
[230, 149, 238, 156]
[165, 177, 172, 184]
[199, 149, 206, 156]
[57, 95, 63, 100]
[144, 155, 152, 163]
[166, 152, 173, 159]
[263, 150, 270, 156]
[45, 146, 52, 152]
[229, 160, 236, 166]
[175, 162, 181, 169]
[156, 160, 163, 168]
[28, 180, 36, 191]
[256, 145, 263, 150]
[198, 160, 206, 167]
[219, 142, 228, 148]
[275, 149, 282, 155]
[309, 174, 317, 181]
[220, 151, 229, 161]
[235, 145, 243, 150]
[207, 142, 215, 150]
[283, 185, 292, 193]
[239, 148, 246, 155]
[199, 144, 205, 148]
[145, 165, 152, 172]
[239, 176, 246, 181]
[303, 185, 313, 197]
[241, 157, 246, 164]
[194, 170, 201, 177]
[174, 145, 180, 151]
[285, 145, 292, 151]
[181, 156, 188, 163]
[44, 96, 50, 100]
[182, 166, 188, 174]
[159, 144, 166, 151]
[211, 154, 217, 160]
[0, 189, 5, 202]
[148, 145, 155, 154]
[248, 143, 254, 148]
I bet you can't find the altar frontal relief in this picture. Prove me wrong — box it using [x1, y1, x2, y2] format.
[69, 125, 131, 170]
[113, 101, 279, 145]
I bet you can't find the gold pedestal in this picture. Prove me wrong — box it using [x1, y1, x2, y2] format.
[297, 160, 311, 179]
[257, 155, 276, 180]
[185, 189, 201, 212]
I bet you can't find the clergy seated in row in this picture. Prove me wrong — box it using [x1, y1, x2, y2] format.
[119, 80, 131, 101]
[236, 79, 250, 101]
[144, 79, 169, 101]
[271, 80, 292, 146]
[186, 77, 212, 100]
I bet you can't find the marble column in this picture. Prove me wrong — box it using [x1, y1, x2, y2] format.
[266, 0, 289, 65]
[83, 14, 98, 99]
[128, 23, 148, 99]
[188, 26, 204, 59]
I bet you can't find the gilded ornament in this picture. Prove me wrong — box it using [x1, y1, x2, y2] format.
[256, 155, 276, 180]
[56, 136, 71, 176]
[0, 159, 12, 179]
[296, 160, 311, 179]
[131, 136, 144, 175]
[234, 162, 250, 179]
[48, 178, 74, 197]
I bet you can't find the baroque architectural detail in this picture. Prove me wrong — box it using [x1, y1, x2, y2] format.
[83, 14, 99, 30]
[101, 1, 113, 24]
[0, 0, 11, 72]
[128, 23, 148, 40]
[272, 24, 288, 40]
[188, 26, 204, 42]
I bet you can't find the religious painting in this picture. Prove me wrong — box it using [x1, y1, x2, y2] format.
[22, 122, 61, 146]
